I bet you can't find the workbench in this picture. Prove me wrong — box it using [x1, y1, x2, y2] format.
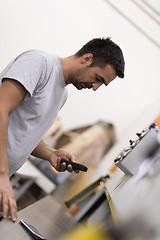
[0, 195, 78, 240]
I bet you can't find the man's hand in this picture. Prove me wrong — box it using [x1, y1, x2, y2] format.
[48, 149, 79, 173]
[31, 141, 80, 173]
[0, 174, 17, 222]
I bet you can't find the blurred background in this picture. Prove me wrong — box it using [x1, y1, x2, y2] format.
[1, 1, 160, 239]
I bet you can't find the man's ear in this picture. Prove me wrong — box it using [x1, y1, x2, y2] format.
[80, 53, 93, 65]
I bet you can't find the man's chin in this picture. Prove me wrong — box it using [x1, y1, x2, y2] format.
[74, 84, 83, 90]
[77, 87, 83, 90]
[76, 86, 91, 90]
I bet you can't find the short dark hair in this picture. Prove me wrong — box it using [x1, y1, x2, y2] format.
[75, 37, 125, 78]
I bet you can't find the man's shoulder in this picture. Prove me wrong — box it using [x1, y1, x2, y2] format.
[14, 50, 60, 70]
[18, 49, 56, 59]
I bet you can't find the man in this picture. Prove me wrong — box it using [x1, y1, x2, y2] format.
[0, 37, 125, 222]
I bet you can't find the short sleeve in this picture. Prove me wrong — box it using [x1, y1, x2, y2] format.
[2, 50, 45, 96]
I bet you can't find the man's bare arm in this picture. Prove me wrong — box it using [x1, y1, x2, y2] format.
[0, 79, 27, 221]
[31, 140, 79, 173]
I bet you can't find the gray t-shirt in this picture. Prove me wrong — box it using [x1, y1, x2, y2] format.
[0, 50, 68, 177]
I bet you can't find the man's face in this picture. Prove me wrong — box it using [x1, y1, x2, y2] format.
[71, 63, 117, 91]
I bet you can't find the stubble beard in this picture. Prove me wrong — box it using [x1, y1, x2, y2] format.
[68, 69, 92, 90]
[68, 71, 83, 90]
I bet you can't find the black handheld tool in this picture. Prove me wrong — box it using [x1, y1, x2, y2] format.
[60, 159, 88, 172]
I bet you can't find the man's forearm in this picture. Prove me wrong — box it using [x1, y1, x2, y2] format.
[32, 140, 76, 173]
[0, 111, 9, 175]
[31, 140, 56, 161]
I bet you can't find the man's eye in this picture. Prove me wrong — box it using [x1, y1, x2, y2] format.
[95, 74, 107, 85]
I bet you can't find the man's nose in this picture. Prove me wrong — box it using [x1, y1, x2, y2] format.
[92, 82, 103, 91]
